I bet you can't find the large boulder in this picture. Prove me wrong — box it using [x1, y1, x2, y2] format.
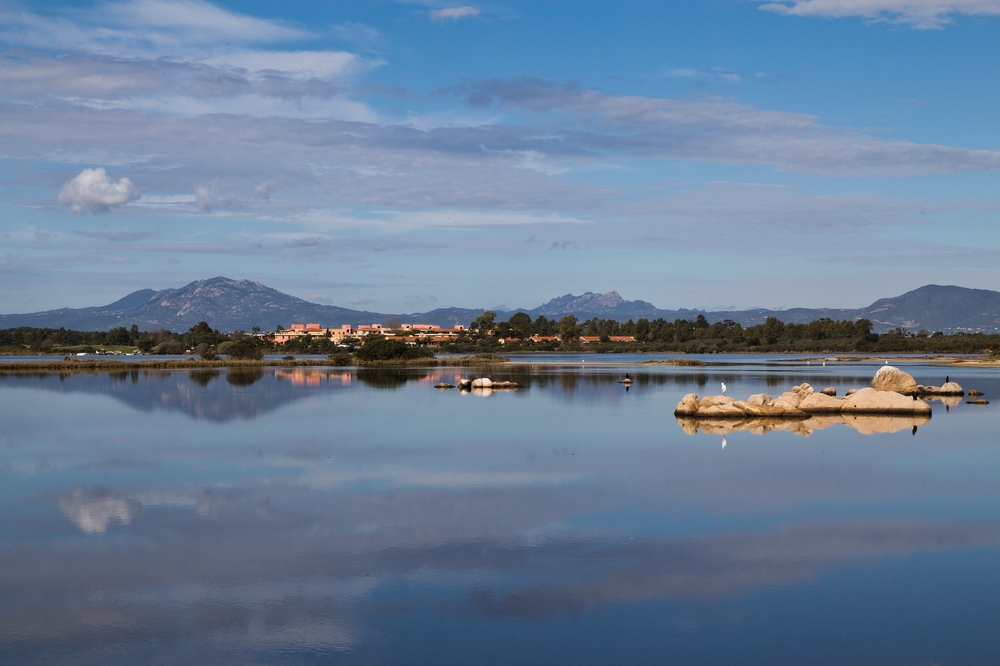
[471, 377, 492, 388]
[871, 365, 917, 393]
[696, 398, 746, 418]
[674, 394, 700, 416]
[841, 388, 931, 415]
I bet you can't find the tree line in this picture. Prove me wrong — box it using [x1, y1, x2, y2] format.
[3, 314, 999, 357]
[456, 311, 1000, 354]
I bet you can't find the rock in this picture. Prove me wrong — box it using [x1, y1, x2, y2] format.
[845, 389, 858, 397]
[434, 382, 455, 389]
[967, 399, 989, 405]
[674, 394, 700, 416]
[746, 393, 772, 406]
[939, 381, 964, 395]
[841, 388, 931, 415]
[911, 382, 964, 396]
[490, 381, 521, 389]
[871, 365, 917, 393]
[735, 401, 809, 418]
[457, 379, 472, 389]
[697, 401, 746, 418]
[699, 395, 736, 408]
[820, 387, 837, 396]
[968, 389, 984, 397]
[797, 392, 845, 413]
[773, 391, 803, 408]
[471, 377, 492, 388]
[673, 394, 807, 419]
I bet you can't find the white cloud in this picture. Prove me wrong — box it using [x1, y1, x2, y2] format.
[58, 168, 141, 214]
[0, 0, 309, 58]
[429, 6, 481, 20]
[759, 0, 1000, 28]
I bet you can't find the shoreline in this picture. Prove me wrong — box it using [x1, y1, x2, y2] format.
[0, 352, 996, 373]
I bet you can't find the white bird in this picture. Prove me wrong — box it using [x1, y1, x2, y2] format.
[721, 382, 727, 395]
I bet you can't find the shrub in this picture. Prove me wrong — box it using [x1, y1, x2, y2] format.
[355, 336, 434, 361]
[225, 339, 264, 360]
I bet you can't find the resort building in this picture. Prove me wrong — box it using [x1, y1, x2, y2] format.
[270, 322, 466, 345]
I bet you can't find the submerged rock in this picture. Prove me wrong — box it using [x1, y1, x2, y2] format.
[434, 382, 455, 390]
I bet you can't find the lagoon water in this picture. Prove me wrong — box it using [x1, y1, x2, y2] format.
[2, 358, 1000, 664]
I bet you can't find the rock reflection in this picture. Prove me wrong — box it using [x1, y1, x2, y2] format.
[59, 488, 140, 533]
[677, 413, 932, 436]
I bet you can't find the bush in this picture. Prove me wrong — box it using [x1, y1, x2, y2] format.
[355, 336, 434, 361]
[225, 339, 263, 360]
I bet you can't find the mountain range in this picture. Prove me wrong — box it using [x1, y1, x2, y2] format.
[1, 277, 999, 334]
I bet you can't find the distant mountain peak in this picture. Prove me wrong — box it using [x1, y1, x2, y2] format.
[1, 278, 998, 334]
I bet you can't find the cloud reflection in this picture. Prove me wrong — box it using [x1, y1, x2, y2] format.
[59, 488, 140, 533]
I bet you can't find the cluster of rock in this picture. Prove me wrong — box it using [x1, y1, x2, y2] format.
[674, 366, 948, 420]
[434, 378, 522, 391]
[871, 365, 965, 396]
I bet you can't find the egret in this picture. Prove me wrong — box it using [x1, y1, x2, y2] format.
[721, 382, 727, 395]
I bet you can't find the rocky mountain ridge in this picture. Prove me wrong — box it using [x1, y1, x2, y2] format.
[1, 278, 998, 334]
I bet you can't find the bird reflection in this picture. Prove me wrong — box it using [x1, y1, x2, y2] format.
[721, 436, 727, 449]
[912, 425, 918, 436]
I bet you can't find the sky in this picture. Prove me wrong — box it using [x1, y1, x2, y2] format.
[1, 0, 998, 314]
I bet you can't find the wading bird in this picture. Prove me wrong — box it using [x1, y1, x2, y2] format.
[721, 382, 727, 395]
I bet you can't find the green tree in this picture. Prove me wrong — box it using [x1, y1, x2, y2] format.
[507, 312, 533, 339]
[559, 315, 582, 342]
[471, 311, 497, 333]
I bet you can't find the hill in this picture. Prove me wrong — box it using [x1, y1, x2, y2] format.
[1, 279, 998, 334]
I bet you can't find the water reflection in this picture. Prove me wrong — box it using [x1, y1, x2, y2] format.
[59, 488, 140, 533]
[677, 413, 933, 437]
[3, 361, 1000, 663]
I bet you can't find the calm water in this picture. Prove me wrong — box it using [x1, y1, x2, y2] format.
[2, 359, 999, 664]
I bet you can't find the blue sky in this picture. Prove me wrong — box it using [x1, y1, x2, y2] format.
[1, 0, 998, 314]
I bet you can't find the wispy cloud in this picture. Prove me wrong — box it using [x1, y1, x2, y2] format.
[429, 6, 481, 20]
[0, 0, 309, 58]
[759, 0, 1000, 29]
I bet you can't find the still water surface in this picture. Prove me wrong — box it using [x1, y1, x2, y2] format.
[2, 359, 999, 664]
